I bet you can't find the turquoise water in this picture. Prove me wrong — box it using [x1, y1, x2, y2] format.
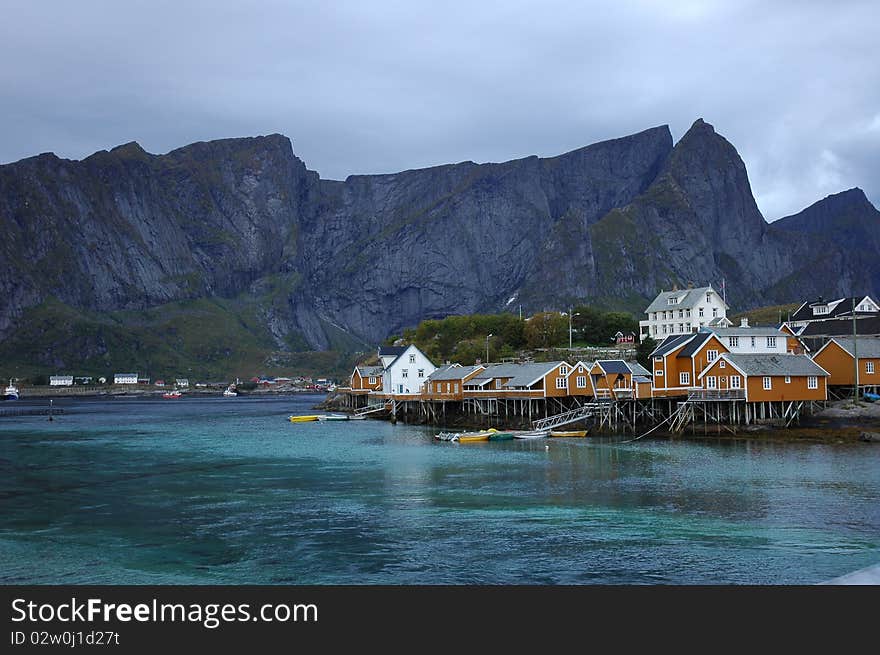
[0, 394, 877, 584]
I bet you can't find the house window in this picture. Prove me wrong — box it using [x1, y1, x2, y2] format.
[560, 365, 568, 376]
[808, 376, 818, 389]
[730, 375, 741, 389]
[662, 325, 668, 334]
[699, 307, 704, 317]
[402, 369, 408, 378]
[655, 369, 663, 377]
[706, 376, 717, 389]
[652, 325, 658, 335]
[750, 336, 756, 348]
[417, 369, 424, 378]
[785, 376, 791, 384]
[719, 360, 726, 369]
[368, 376, 376, 385]
[654, 357, 662, 362]
[729, 336, 739, 348]
[706, 292, 712, 303]
[556, 378, 567, 389]
[446, 382, 451, 392]
[867, 361, 875, 374]
[578, 365, 584, 373]
[763, 377, 772, 390]
[680, 372, 690, 385]
[678, 309, 684, 318]
[453, 383, 458, 393]
[707, 350, 718, 362]
[409, 354, 416, 363]
[668, 297, 678, 305]
[687, 323, 692, 332]
[712, 308, 718, 318]
[686, 309, 691, 317]
[767, 337, 777, 348]
[576, 376, 587, 388]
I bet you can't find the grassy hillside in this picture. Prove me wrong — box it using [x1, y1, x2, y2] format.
[730, 303, 800, 326]
[0, 296, 358, 383]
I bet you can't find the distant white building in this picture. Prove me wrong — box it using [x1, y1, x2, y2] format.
[175, 378, 189, 388]
[639, 285, 730, 341]
[380, 345, 437, 396]
[114, 373, 138, 385]
[705, 320, 788, 355]
[49, 375, 74, 386]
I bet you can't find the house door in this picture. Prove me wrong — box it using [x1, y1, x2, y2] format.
[398, 384, 404, 394]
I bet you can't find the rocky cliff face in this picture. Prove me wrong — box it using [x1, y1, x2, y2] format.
[1, 120, 878, 360]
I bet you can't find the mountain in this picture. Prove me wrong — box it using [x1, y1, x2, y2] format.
[1, 119, 878, 375]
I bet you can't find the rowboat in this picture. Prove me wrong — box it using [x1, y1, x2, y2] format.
[289, 415, 322, 423]
[511, 429, 550, 439]
[162, 390, 182, 399]
[487, 431, 514, 441]
[434, 430, 493, 442]
[549, 429, 588, 437]
[456, 432, 491, 443]
[318, 414, 349, 421]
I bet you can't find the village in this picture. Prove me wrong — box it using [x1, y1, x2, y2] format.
[332, 285, 880, 437]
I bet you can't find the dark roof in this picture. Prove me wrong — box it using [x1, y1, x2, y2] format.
[798, 316, 880, 338]
[596, 360, 631, 375]
[790, 296, 878, 322]
[378, 346, 406, 356]
[649, 334, 693, 358]
[676, 331, 714, 358]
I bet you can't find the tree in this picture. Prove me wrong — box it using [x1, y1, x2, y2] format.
[636, 336, 658, 369]
[524, 312, 567, 349]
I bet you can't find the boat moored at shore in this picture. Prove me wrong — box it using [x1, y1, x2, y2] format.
[3, 380, 20, 401]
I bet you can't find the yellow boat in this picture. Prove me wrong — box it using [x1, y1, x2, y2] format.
[456, 432, 492, 443]
[549, 429, 588, 437]
[289, 415, 322, 423]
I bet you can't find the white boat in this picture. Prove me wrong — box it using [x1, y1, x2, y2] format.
[317, 413, 348, 421]
[2, 380, 19, 401]
[510, 429, 550, 439]
[223, 385, 238, 397]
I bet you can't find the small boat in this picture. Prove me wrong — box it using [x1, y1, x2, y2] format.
[2, 380, 19, 401]
[511, 429, 550, 439]
[289, 415, 322, 423]
[434, 429, 493, 442]
[162, 390, 182, 399]
[317, 414, 348, 421]
[223, 385, 238, 397]
[349, 415, 367, 420]
[456, 432, 492, 443]
[488, 431, 514, 441]
[864, 392, 880, 402]
[549, 429, 588, 437]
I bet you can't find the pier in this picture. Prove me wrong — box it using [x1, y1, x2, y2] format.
[329, 389, 820, 436]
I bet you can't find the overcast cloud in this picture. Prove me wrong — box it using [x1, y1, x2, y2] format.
[1, 0, 878, 219]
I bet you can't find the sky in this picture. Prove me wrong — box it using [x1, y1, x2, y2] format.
[1, 0, 878, 220]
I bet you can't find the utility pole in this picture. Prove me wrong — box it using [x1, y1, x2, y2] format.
[853, 297, 859, 403]
[486, 333, 493, 365]
[568, 308, 580, 350]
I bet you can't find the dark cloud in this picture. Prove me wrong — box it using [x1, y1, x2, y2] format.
[1, 0, 877, 219]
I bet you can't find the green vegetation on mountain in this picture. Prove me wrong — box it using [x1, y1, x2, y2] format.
[389, 306, 639, 365]
[730, 303, 800, 326]
[0, 295, 356, 383]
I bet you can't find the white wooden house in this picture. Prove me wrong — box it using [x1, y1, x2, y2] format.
[381, 345, 436, 396]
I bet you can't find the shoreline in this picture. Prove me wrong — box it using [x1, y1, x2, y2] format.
[7, 386, 327, 399]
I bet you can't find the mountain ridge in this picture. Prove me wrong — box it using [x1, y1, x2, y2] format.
[1, 119, 878, 375]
